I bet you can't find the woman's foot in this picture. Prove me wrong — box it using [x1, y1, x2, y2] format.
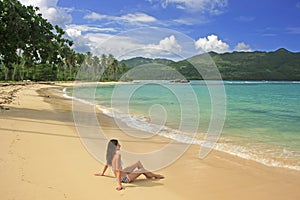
[154, 174, 164, 179]
[146, 174, 164, 179]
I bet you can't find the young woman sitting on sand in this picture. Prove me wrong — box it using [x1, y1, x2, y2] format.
[95, 139, 164, 191]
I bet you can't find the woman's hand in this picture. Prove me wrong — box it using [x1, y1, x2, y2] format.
[116, 185, 125, 191]
[95, 165, 108, 176]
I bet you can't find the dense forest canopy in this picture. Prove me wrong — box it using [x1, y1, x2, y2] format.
[1, 0, 300, 81]
[0, 0, 120, 81]
[0, 0, 73, 81]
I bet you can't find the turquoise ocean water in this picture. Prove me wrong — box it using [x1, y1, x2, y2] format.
[66, 81, 300, 170]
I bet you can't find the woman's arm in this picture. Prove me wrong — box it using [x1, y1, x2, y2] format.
[101, 164, 108, 175]
[115, 169, 124, 190]
[94, 164, 108, 176]
[115, 154, 124, 190]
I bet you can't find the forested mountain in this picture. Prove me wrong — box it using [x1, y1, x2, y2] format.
[209, 48, 300, 80]
[121, 48, 300, 81]
[119, 57, 175, 68]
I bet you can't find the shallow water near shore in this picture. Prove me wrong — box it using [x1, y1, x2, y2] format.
[66, 81, 300, 170]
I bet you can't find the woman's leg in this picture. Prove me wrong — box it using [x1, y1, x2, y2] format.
[126, 172, 143, 183]
[139, 169, 164, 179]
[123, 161, 164, 181]
[124, 171, 164, 183]
[129, 168, 164, 180]
[122, 160, 144, 173]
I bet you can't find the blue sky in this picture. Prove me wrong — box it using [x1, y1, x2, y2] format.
[19, 0, 300, 60]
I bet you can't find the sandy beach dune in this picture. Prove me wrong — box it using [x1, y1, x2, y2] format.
[0, 83, 299, 200]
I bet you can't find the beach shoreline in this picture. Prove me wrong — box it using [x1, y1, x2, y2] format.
[0, 82, 300, 200]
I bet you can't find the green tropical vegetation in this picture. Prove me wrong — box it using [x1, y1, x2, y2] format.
[1, 0, 300, 82]
[0, 0, 121, 82]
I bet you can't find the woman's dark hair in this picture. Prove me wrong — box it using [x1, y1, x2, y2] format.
[106, 139, 118, 166]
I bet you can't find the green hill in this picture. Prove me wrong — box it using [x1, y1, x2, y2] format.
[210, 48, 300, 80]
[121, 48, 300, 81]
[119, 57, 175, 68]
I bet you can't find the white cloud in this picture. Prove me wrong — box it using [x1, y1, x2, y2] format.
[66, 28, 81, 38]
[85, 33, 159, 60]
[91, 34, 183, 60]
[64, 26, 190, 61]
[121, 13, 157, 23]
[66, 24, 117, 34]
[84, 12, 157, 25]
[147, 35, 182, 54]
[234, 42, 252, 52]
[195, 34, 229, 53]
[172, 18, 194, 25]
[64, 25, 118, 53]
[70, 36, 91, 53]
[19, 0, 72, 27]
[296, 2, 300, 8]
[19, 0, 55, 7]
[160, 0, 228, 14]
[64, 26, 90, 53]
[64, 25, 144, 57]
[172, 16, 210, 25]
[84, 12, 107, 21]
